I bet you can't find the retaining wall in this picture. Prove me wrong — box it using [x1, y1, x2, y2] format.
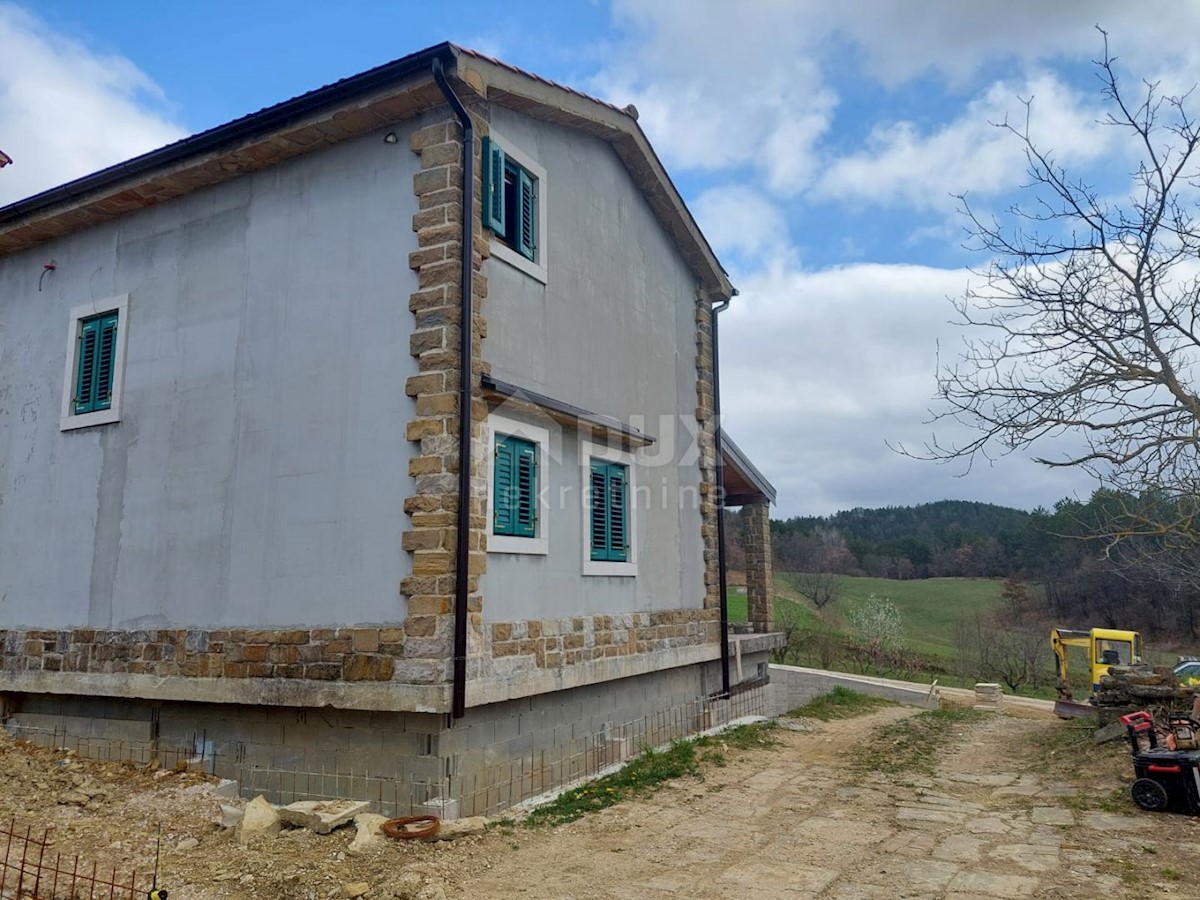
[766, 664, 940, 715]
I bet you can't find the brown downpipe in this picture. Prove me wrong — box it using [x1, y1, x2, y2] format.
[712, 292, 733, 697]
[430, 56, 473, 720]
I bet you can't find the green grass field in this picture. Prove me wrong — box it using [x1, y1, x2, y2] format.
[729, 571, 1183, 695]
[729, 572, 1004, 662]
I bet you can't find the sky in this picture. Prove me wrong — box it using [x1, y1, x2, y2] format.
[4, 1, 1200, 517]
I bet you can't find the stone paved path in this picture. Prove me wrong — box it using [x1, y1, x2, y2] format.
[445, 707, 1200, 899]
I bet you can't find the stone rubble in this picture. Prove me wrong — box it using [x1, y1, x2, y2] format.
[238, 794, 281, 843]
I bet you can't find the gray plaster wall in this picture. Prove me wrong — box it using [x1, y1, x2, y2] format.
[0, 125, 420, 629]
[480, 106, 707, 621]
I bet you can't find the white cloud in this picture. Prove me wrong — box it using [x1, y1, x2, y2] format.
[816, 73, 1115, 210]
[592, 0, 837, 194]
[591, 1, 1200, 205]
[718, 258, 1098, 516]
[0, 4, 184, 207]
[692, 185, 790, 265]
[822, 1, 1200, 88]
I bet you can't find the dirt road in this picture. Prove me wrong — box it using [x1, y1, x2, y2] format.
[4, 705, 1199, 899]
[446, 707, 1199, 899]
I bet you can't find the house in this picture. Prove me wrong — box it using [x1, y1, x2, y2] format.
[0, 43, 780, 816]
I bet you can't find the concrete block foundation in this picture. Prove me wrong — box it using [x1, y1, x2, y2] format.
[2, 639, 779, 818]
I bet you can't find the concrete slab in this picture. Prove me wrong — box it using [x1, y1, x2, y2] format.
[945, 871, 1039, 898]
[1030, 807, 1074, 826]
[1080, 812, 1151, 832]
[279, 799, 371, 834]
[932, 833, 983, 863]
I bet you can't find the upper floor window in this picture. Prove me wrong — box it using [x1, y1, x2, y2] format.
[74, 311, 119, 415]
[482, 134, 548, 284]
[60, 295, 130, 432]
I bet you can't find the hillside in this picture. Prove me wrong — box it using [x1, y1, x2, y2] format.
[728, 572, 1005, 665]
[767, 499, 1035, 580]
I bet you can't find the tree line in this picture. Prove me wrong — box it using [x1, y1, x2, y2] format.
[731, 493, 1200, 642]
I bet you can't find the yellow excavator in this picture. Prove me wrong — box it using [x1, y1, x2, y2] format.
[1051, 627, 1143, 718]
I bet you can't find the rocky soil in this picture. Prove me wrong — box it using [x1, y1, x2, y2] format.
[3, 701, 1200, 899]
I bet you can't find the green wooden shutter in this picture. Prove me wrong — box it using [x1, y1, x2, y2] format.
[590, 461, 610, 560]
[495, 435, 537, 538]
[608, 464, 628, 562]
[514, 440, 537, 538]
[482, 137, 506, 233]
[516, 168, 536, 260]
[590, 462, 630, 562]
[94, 312, 118, 411]
[493, 437, 516, 535]
[74, 317, 100, 414]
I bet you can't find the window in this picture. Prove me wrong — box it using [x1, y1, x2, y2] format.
[582, 439, 637, 577]
[74, 312, 118, 415]
[60, 295, 129, 431]
[486, 414, 551, 555]
[494, 435, 538, 538]
[482, 134, 548, 283]
[589, 461, 628, 562]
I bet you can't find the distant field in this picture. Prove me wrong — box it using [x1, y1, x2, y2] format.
[728, 572, 1004, 664]
[729, 571, 1182, 696]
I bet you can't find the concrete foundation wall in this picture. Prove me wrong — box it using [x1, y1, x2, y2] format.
[0, 124, 421, 631]
[480, 106, 706, 621]
[2, 648, 776, 818]
[766, 664, 940, 715]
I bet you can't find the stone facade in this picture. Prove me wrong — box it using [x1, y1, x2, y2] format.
[0, 627, 428, 682]
[744, 501, 773, 633]
[695, 293, 721, 610]
[401, 110, 491, 683]
[485, 610, 720, 672]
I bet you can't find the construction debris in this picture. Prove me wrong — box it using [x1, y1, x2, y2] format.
[238, 795, 281, 843]
[279, 799, 372, 834]
[348, 813, 390, 855]
[425, 815, 488, 841]
[974, 683, 1004, 712]
[217, 802, 244, 829]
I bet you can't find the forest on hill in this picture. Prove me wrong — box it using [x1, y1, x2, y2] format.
[730, 496, 1200, 642]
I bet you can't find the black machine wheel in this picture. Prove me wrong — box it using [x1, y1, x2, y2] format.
[1131, 777, 1170, 812]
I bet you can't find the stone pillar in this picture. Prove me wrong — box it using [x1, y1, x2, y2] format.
[401, 111, 491, 689]
[744, 501, 772, 633]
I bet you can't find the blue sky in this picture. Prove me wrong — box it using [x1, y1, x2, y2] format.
[6, 1, 1200, 516]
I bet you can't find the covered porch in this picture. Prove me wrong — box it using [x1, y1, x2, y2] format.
[720, 431, 776, 634]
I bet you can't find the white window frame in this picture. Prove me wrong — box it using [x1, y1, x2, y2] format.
[486, 131, 548, 285]
[60, 293, 130, 432]
[486, 413, 551, 555]
[581, 438, 638, 577]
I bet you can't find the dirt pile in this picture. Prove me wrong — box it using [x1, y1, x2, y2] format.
[0, 731, 494, 899]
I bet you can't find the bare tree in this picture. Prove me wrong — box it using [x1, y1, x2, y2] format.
[985, 627, 1049, 695]
[908, 32, 1200, 577]
[792, 570, 843, 610]
[955, 610, 1050, 694]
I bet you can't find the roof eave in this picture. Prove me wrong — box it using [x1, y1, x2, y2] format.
[0, 43, 459, 255]
[720, 430, 777, 505]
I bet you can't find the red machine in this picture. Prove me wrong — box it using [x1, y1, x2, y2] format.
[1120, 711, 1200, 814]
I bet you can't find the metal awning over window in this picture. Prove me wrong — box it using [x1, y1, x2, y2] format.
[481, 374, 655, 446]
